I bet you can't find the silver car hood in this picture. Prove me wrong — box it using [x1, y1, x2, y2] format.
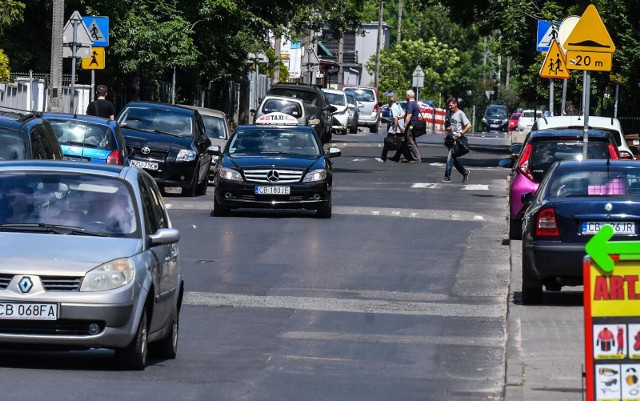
[0, 233, 144, 275]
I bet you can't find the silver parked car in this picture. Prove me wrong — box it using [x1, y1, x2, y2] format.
[0, 160, 183, 370]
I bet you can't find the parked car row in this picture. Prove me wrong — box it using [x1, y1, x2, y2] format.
[501, 117, 640, 305]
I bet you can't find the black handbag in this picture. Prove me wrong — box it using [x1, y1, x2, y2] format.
[384, 135, 401, 151]
[452, 136, 470, 157]
[444, 135, 455, 148]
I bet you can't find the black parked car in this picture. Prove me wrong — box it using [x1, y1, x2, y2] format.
[482, 104, 509, 132]
[264, 83, 335, 143]
[211, 123, 340, 218]
[117, 101, 213, 196]
[0, 108, 63, 161]
[521, 160, 640, 304]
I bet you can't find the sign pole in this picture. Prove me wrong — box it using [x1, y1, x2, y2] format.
[582, 71, 591, 159]
[549, 79, 554, 116]
[70, 18, 79, 113]
[561, 79, 567, 115]
[90, 70, 95, 103]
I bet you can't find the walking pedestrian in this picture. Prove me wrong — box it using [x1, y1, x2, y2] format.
[401, 90, 421, 163]
[375, 96, 404, 163]
[86, 84, 116, 120]
[443, 97, 471, 182]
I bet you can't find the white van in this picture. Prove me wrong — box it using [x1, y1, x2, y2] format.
[531, 115, 634, 160]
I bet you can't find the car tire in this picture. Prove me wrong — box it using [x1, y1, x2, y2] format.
[150, 306, 179, 359]
[213, 196, 230, 217]
[369, 123, 379, 133]
[350, 123, 358, 134]
[181, 174, 198, 197]
[115, 307, 148, 370]
[317, 196, 332, 219]
[521, 248, 543, 305]
[509, 217, 522, 240]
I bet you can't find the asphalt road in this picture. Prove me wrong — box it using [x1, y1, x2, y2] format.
[0, 134, 517, 401]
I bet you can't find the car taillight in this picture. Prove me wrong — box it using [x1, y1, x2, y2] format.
[374, 103, 378, 112]
[608, 144, 620, 159]
[517, 144, 534, 181]
[619, 149, 634, 160]
[106, 149, 123, 165]
[535, 207, 559, 237]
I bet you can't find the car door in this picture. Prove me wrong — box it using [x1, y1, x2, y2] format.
[194, 112, 212, 184]
[139, 174, 178, 330]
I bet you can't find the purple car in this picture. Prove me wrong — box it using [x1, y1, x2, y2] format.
[505, 129, 620, 240]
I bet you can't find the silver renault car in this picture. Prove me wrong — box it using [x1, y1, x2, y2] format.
[0, 160, 183, 370]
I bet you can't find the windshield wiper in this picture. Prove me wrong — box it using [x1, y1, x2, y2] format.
[0, 223, 107, 237]
[153, 129, 180, 137]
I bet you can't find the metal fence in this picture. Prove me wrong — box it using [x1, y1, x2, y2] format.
[619, 117, 640, 136]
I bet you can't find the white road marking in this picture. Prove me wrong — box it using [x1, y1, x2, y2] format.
[462, 184, 490, 191]
[184, 291, 502, 318]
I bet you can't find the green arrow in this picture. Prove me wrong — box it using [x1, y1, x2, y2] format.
[585, 224, 640, 272]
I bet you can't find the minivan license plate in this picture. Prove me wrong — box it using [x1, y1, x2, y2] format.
[255, 186, 290, 195]
[582, 222, 635, 235]
[0, 303, 58, 320]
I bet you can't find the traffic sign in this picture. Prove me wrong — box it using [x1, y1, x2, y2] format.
[536, 20, 557, 52]
[81, 47, 105, 70]
[566, 51, 612, 72]
[564, 5, 615, 53]
[412, 65, 424, 88]
[539, 40, 570, 79]
[557, 16, 579, 53]
[62, 11, 93, 58]
[82, 16, 109, 47]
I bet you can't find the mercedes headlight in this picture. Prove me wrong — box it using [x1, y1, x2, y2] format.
[176, 149, 196, 162]
[303, 169, 327, 182]
[81, 258, 135, 291]
[220, 167, 243, 181]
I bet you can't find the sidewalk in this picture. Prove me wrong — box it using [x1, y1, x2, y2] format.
[504, 240, 586, 401]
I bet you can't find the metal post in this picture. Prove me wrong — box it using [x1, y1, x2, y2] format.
[28, 70, 33, 111]
[561, 79, 567, 115]
[70, 19, 78, 113]
[91, 70, 95, 103]
[171, 66, 176, 105]
[582, 71, 591, 159]
[549, 79, 554, 116]
[49, 0, 64, 112]
[374, 0, 383, 88]
[614, 84, 619, 119]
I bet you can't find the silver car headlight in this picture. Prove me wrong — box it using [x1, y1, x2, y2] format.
[303, 169, 327, 182]
[176, 149, 196, 162]
[220, 167, 243, 181]
[81, 258, 135, 292]
[308, 115, 321, 125]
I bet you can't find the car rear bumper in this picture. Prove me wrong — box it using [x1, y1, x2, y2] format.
[133, 160, 199, 187]
[358, 113, 379, 126]
[523, 240, 585, 285]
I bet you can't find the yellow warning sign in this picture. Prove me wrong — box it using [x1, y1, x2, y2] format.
[566, 51, 612, 71]
[81, 47, 105, 70]
[539, 39, 570, 79]
[564, 4, 615, 53]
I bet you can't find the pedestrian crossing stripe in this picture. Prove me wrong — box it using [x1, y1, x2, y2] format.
[539, 39, 570, 79]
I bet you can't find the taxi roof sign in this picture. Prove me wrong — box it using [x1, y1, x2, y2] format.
[255, 112, 300, 126]
[539, 39, 570, 79]
[564, 5, 615, 53]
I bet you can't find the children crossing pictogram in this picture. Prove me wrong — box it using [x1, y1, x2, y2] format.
[539, 39, 570, 79]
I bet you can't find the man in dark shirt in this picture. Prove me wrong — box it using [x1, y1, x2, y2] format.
[86, 84, 116, 120]
[401, 90, 421, 163]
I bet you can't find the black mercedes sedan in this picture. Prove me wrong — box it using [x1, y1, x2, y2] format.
[521, 159, 640, 304]
[117, 101, 213, 197]
[211, 123, 340, 218]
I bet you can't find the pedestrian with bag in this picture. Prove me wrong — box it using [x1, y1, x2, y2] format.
[401, 90, 421, 163]
[86, 84, 116, 120]
[443, 97, 471, 182]
[375, 96, 404, 163]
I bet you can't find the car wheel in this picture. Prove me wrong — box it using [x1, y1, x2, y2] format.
[317, 196, 332, 219]
[181, 174, 198, 197]
[369, 123, 379, 133]
[349, 123, 358, 134]
[150, 306, 179, 359]
[509, 217, 522, 240]
[213, 196, 230, 217]
[115, 307, 148, 370]
[521, 248, 543, 305]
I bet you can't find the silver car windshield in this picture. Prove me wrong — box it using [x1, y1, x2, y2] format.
[0, 173, 138, 236]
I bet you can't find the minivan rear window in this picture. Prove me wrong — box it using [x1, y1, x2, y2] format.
[344, 89, 376, 102]
[529, 141, 610, 182]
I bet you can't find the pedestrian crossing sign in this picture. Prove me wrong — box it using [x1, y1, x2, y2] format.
[536, 20, 554, 52]
[81, 47, 105, 70]
[539, 39, 570, 79]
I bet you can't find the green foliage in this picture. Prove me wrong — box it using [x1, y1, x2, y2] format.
[0, 49, 10, 82]
[366, 38, 460, 102]
[0, 0, 25, 33]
